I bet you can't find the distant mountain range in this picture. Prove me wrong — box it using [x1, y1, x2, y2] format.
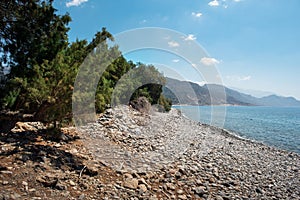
[163, 77, 300, 107]
[229, 87, 275, 98]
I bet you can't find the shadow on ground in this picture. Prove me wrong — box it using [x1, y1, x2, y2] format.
[0, 127, 84, 172]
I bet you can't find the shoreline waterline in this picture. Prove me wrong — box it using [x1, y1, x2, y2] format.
[172, 105, 300, 154]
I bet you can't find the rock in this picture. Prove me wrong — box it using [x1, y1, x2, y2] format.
[215, 196, 224, 200]
[0, 170, 13, 174]
[138, 184, 148, 193]
[55, 182, 66, 190]
[206, 163, 213, 168]
[256, 188, 263, 194]
[178, 194, 187, 199]
[54, 143, 61, 148]
[166, 183, 176, 190]
[10, 193, 21, 200]
[28, 188, 36, 192]
[22, 181, 28, 186]
[177, 189, 184, 194]
[2, 180, 9, 185]
[129, 97, 151, 113]
[257, 170, 262, 175]
[222, 182, 231, 187]
[78, 194, 85, 200]
[209, 177, 215, 183]
[70, 148, 78, 154]
[123, 178, 139, 189]
[10, 121, 46, 133]
[84, 165, 98, 176]
[193, 186, 206, 196]
[123, 173, 133, 179]
[69, 180, 76, 186]
[138, 178, 148, 185]
[175, 171, 182, 179]
[36, 175, 58, 187]
[22, 181, 28, 191]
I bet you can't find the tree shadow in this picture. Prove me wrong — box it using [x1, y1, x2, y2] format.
[0, 128, 84, 172]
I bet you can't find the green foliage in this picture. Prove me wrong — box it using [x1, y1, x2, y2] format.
[2, 88, 20, 109]
[0, 0, 71, 78]
[158, 94, 172, 112]
[0, 1, 172, 126]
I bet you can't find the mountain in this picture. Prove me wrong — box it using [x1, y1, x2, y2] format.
[229, 87, 274, 98]
[163, 77, 300, 107]
[258, 95, 300, 107]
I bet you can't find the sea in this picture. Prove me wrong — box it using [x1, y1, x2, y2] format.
[172, 105, 300, 154]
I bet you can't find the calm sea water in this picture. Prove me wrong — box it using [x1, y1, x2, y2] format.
[173, 105, 300, 154]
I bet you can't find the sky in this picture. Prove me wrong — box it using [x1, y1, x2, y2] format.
[54, 0, 300, 99]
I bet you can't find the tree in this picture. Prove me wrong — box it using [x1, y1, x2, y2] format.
[0, 1, 172, 126]
[0, 0, 71, 78]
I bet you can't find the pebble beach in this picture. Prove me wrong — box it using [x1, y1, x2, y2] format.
[0, 106, 299, 199]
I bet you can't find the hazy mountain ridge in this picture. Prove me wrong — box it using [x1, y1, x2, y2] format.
[163, 77, 300, 107]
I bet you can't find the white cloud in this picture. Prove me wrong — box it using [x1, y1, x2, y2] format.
[226, 75, 251, 81]
[66, 0, 88, 7]
[184, 34, 197, 41]
[208, 0, 220, 7]
[239, 76, 251, 81]
[168, 41, 180, 47]
[200, 57, 220, 66]
[172, 59, 180, 63]
[233, 0, 241, 2]
[192, 12, 203, 18]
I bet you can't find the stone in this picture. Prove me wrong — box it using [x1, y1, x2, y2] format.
[256, 188, 263, 194]
[22, 181, 28, 186]
[55, 182, 66, 190]
[123, 178, 139, 189]
[138, 178, 148, 185]
[2, 180, 9, 185]
[0, 170, 13, 174]
[178, 194, 187, 199]
[28, 188, 36, 192]
[124, 173, 133, 179]
[193, 186, 206, 196]
[129, 97, 151, 113]
[138, 184, 148, 193]
[78, 194, 85, 200]
[70, 148, 78, 154]
[10, 193, 21, 200]
[177, 189, 184, 194]
[69, 180, 76, 186]
[166, 183, 176, 190]
[175, 171, 182, 179]
[257, 170, 262, 175]
[215, 196, 224, 200]
[36, 175, 58, 187]
[11, 122, 38, 132]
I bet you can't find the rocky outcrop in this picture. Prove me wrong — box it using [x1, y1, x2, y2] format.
[129, 96, 151, 113]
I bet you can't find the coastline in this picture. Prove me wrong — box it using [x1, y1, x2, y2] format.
[1, 106, 299, 199]
[80, 106, 299, 199]
[173, 105, 300, 154]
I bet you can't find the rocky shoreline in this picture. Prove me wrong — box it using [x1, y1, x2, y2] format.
[0, 106, 299, 199]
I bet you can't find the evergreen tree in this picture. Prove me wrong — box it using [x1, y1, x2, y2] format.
[0, 1, 172, 126]
[0, 0, 71, 78]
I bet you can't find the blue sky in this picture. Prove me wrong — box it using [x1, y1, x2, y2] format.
[54, 0, 300, 99]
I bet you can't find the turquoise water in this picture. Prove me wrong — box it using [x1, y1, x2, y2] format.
[173, 105, 300, 154]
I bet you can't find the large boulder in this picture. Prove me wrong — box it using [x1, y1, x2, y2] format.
[129, 97, 151, 113]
